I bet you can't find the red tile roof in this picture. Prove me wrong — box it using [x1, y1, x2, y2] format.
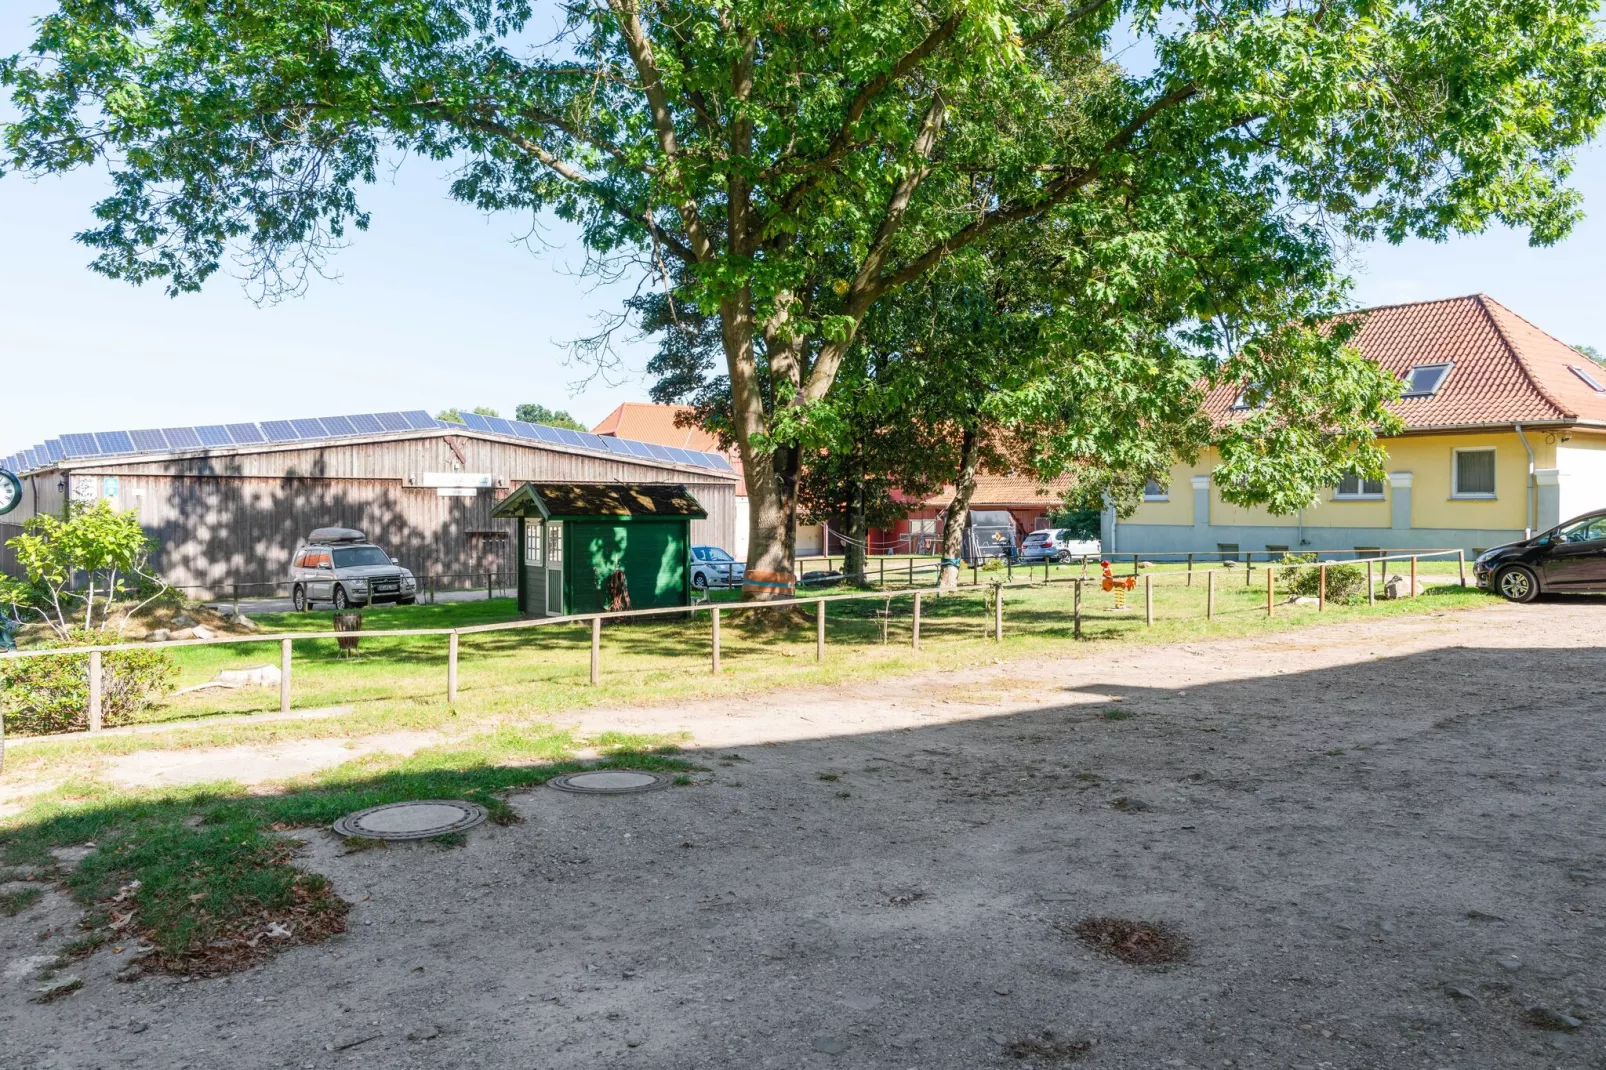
[592, 403, 723, 450]
[592, 403, 746, 495]
[1203, 294, 1606, 429]
[910, 473, 1077, 508]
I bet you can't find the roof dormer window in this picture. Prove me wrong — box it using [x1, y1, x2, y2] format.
[1402, 362, 1452, 397]
[1568, 364, 1606, 393]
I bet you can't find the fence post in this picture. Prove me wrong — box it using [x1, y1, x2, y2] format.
[590, 616, 601, 685]
[1207, 569, 1216, 620]
[1187, 553, 1193, 586]
[1007, 556, 1013, 583]
[711, 607, 721, 674]
[1410, 555, 1418, 598]
[1266, 566, 1275, 617]
[880, 558, 885, 587]
[487, 570, 493, 602]
[1246, 552, 1253, 586]
[1318, 564, 1327, 612]
[1073, 579, 1082, 639]
[87, 650, 102, 733]
[994, 583, 1004, 643]
[447, 630, 459, 702]
[430, 574, 437, 605]
[911, 592, 922, 650]
[816, 599, 825, 662]
[1458, 549, 1467, 587]
[280, 638, 292, 714]
[1367, 559, 1375, 606]
[1144, 573, 1153, 626]
[232, 583, 240, 617]
[971, 563, 978, 587]
[909, 557, 915, 587]
[1131, 553, 1138, 577]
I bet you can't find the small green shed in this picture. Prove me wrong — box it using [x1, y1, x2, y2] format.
[492, 482, 707, 617]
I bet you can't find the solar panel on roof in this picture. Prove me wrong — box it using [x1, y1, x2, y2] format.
[529, 424, 564, 444]
[402, 410, 438, 430]
[704, 452, 735, 471]
[484, 416, 515, 437]
[260, 421, 298, 442]
[288, 418, 322, 438]
[43, 439, 64, 461]
[162, 427, 203, 450]
[600, 437, 633, 456]
[319, 416, 358, 436]
[620, 439, 655, 459]
[96, 430, 135, 454]
[196, 425, 233, 447]
[130, 429, 168, 452]
[222, 423, 263, 444]
[21, 449, 38, 469]
[550, 427, 584, 448]
[574, 432, 608, 452]
[511, 421, 541, 440]
[61, 433, 100, 457]
[455, 412, 491, 432]
[375, 412, 410, 432]
[642, 442, 675, 462]
[347, 413, 384, 435]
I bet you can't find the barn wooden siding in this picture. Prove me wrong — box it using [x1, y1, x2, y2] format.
[0, 432, 738, 596]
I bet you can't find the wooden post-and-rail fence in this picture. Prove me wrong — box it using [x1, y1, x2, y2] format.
[8, 549, 1466, 737]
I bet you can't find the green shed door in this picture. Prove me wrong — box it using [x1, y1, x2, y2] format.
[565, 521, 687, 614]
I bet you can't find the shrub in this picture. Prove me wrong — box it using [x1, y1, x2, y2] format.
[1, 632, 178, 735]
[1279, 553, 1368, 604]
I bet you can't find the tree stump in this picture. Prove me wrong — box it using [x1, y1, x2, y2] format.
[333, 611, 363, 654]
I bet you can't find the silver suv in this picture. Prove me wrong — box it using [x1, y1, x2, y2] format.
[290, 527, 417, 610]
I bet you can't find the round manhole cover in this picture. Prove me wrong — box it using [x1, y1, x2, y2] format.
[548, 770, 673, 795]
[332, 800, 488, 840]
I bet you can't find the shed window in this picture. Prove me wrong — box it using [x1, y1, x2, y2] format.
[908, 518, 937, 536]
[1335, 474, 1385, 498]
[546, 523, 564, 564]
[525, 522, 541, 560]
[1568, 364, 1606, 392]
[1402, 363, 1452, 397]
[1143, 478, 1169, 501]
[1453, 449, 1497, 498]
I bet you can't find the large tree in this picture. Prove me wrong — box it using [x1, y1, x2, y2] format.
[5, 0, 1603, 598]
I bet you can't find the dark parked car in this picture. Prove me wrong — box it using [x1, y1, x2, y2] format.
[1474, 509, 1606, 602]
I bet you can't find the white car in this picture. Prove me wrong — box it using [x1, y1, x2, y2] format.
[1020, 529, 1100, 563]
[690, 546, 744, 589]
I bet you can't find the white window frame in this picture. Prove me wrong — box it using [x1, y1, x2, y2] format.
[1143, 478, 1170, 501]
[546, 521, 564, 564]
[1333, 473, 1385, 500]
[1451, 447, 1498, 499]
[908, 518, 937, 536]
[1402, 362, 1453, 398]
[1568, 364, 1606, 393]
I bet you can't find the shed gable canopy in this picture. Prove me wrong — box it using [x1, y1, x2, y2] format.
[493, 482, 708, 520]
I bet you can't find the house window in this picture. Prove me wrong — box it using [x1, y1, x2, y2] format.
[1453, 448, 1497, 498]
[1335, 473, 1385, 499]
[1143, 478, 1169, 501]
[1402, 363, 1452, 397]
[1568, 364, 1606, 392]
[1264, 544, 1289, 555]
[1353, 547, 1383, 559]
[546, 522, 564, 565]
[525, 522, 541, 561]
[1217, 543, 1240, 562]
[908, 518, 937, 536]
[1229, 383, 1260, 411]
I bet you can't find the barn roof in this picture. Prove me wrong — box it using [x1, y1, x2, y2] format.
[1, 408, 737, 479]
[493, 482, 708, 520]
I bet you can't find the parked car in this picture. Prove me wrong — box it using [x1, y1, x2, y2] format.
[1474, 509, 1606, 602]
[290, 527, 417, 610]
[1020, 528, 1101, 563]
[690, 545, 745, 590]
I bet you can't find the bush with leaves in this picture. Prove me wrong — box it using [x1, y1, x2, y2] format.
[1, 502, 169, 640]
[1, 631, 178, 736]
[1279, 554, 1368, 604]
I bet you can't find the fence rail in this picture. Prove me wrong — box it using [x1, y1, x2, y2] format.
[1, 549, 1468, 742]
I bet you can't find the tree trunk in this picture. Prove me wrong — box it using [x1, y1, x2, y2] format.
[843, 477, 869, 586]
[937, 426, 980, 593]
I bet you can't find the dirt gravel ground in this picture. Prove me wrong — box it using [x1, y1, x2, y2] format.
[3, 598, 1605, 1070]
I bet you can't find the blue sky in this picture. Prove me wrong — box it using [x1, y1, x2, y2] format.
[3, 5, 1604, 455]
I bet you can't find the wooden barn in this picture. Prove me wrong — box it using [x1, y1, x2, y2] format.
[0, 411, 740, 597]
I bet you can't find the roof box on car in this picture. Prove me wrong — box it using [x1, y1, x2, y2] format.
[308, 526, 368, 545]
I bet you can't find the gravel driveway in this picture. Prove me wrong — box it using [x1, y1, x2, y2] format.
[3, 599, 1603, 1069]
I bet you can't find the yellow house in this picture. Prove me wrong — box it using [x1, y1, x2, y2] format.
[1108, 295, 1606, 557]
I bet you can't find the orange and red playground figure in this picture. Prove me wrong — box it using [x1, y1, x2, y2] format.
[1100, 560, 1137, 610]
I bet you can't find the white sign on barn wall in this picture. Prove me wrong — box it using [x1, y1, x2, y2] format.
[436, 487, 480, 497]
[416, 472, 495, 488]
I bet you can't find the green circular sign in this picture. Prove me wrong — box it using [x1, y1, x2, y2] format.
[0, 468, 20, 516]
